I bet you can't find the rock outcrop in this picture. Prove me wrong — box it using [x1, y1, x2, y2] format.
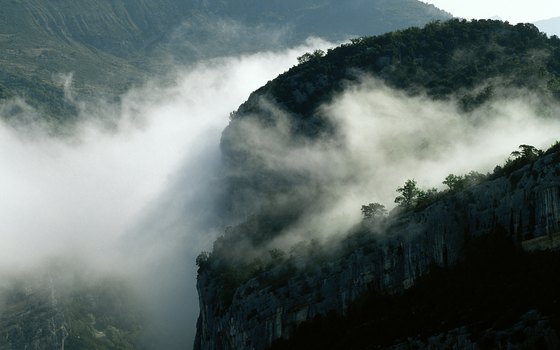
[195, 152, 560, 349]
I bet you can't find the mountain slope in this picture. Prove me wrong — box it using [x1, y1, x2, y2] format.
[0, 0, 450, 122]
[197, 142, 560, 349]
[0, 0, 196, 121]
[197, 19, 560, 349]
[220, 19, 560, 241]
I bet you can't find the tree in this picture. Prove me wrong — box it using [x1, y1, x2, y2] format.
[511, 144, 542, 161]
[443, 174, 464, 191]
[463, 171, 485, 187]
[361, 202, 387, 219]
[417, 188, 439, 206]
[297, 49, 325, 64]
[395, 179, 421, 209]
[505, 144, 543, 172]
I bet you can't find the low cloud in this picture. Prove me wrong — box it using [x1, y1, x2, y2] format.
[224, 77, 560, 250]
[0, 38, 333, 348]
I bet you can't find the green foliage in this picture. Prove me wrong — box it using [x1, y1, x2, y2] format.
[394, 179, 421, 209]
[416, 187, 439, 207]
[443, 171, 486, 192]
[510, 144, 543, 161]
[297, 50, 326, 64]
[492, 144, 544, 177]
[234, 19, 560, 139]
[443, 174, 465, 191]
[361, 202, 387, 219]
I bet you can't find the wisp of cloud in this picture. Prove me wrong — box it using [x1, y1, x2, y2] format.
[0, 38, 332, 348]
[223, 77, 560, 252]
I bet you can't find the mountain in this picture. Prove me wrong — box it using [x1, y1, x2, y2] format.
[0, 0, 201, 122]
[220, 19, 560, 233]
[535, 17, 560, 37]
[0, 267, 144, 349]
[0, 0, 450, 123]
[196, 19, 560, 349]
[197, 147, 560, 349]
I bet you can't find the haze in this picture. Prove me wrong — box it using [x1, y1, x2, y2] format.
[0, 39, 332, 347]
[422, 0, 560, 23]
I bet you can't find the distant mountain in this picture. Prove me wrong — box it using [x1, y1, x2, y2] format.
[535, 17, 560, 37]
[0, 0, 198, 121]
[0, 0, 450, 123]
[0, 268, 144, 350]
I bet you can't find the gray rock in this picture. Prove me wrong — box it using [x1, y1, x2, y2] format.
[196, 153, 560, 350]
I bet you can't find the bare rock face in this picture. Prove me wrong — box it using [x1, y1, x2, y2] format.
[195, 152, 560, 350]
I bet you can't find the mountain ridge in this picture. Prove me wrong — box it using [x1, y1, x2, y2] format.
[197, 19, 560, 349]
[0, 0, 451, 123]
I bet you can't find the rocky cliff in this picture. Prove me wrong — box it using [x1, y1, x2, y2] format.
[195, 150, 560, 349]
[194, 20, 560, 349]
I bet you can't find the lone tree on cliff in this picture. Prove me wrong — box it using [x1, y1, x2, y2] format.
[395, 179, 421, 209]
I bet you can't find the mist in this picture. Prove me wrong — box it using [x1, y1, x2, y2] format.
[3, 32, 560, 349]
[225, 77, 560, 250]
[0, 38, 332, 348]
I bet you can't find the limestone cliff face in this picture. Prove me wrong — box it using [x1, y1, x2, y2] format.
[195, 153, 560, 350]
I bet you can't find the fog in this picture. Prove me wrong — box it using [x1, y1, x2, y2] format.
[3, 35, 560, 348]
[225, 77, 560, 250]
[0, 38, 331, 348]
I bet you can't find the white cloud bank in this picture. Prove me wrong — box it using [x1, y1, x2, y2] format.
[0, 38, 332, 348]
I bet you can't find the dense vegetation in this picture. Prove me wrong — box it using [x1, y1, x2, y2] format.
[231, 19, 560, 137]
[385, 143, 554, 212]
[219, 20, 560, 251]
[270, 231, 560, 349]
[204, 20, 560, 329]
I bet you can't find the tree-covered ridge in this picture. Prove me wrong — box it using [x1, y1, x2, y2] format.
[230, 19, 560, 137]
[218, 19, 560, 254]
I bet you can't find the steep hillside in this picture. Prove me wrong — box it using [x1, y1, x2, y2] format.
[195, 0, 450, 43]
[0, 269, 145, 349]
[220, 19, 560, 236]
[0, 0, 450, 122]
[197, 19, 560, 349]
[0, 0, 195, 121]
[197, 148, 560, 349]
